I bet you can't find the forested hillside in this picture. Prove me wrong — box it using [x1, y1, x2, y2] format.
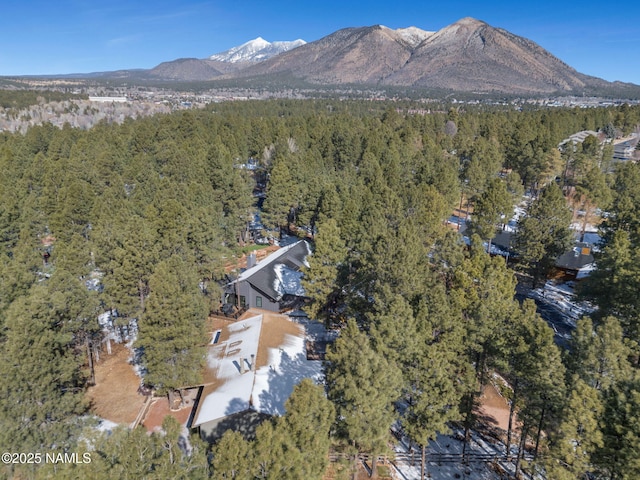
[1, 98, 639, 479]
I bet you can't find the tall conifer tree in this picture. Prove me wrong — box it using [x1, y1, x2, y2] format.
[515, 183, 573, 287]
[136, 254, 207, 403]
[326, 320, 402, 478]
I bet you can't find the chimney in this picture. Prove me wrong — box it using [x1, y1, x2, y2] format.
[240, 357, 246, 374]
[247, 253, 257, 269]
[250, 354, 256, 371]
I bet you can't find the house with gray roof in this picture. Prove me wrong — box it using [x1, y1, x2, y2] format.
[555, 242, 595, 279]
[223, 240, 311, 312]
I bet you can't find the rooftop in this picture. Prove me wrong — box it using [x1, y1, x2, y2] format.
[191, 309, 322, 427]
[230, 240, 311, 302]
[555, 242, 594, 272]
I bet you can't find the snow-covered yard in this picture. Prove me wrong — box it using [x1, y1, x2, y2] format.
[389, 427, 532, 480]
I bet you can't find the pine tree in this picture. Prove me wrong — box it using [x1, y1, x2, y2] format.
[253, 420, 302, 480]
[544, 377, 603, 480]
[87, 422, 209, 480]
[403, 344, 465, 480]
[49, 177, 95, 243]
[244, 380, 334, 480]
[514, 183, 574, 287]
[368, 287, 420, 368]
[278, 379, 335, 480]
[326, 320, 402, 478]
[510, 305, 566, 473]
[206, 144, 253, 245]
[449, 239, 519, 458]
[154, 416, 210, 480]
[575, 166, 612, 241]
[136, 254, 207, 402]
[352, 215, 429, 317]
[567, 316, 634, 391]
[459, 136, 504, 201]
[593, 378, 640, 480]
[469, 177, 513, 249]
[579, 230, 640, 342]
[45, 268, 101, 385]
[0, 228, 41, 314]
[502, 300, 567, 468]
[52, 232, 93, 278]
[301, 218, 347, 321]
[0, 144, 22, 256]
[454, 239, 517, 380]
[0, 284, 87, 454]
[101, 215, 158, 321]
[579, 161, 640, 344]
[211, 430, 253, 480]
[262, 155, 299, 231]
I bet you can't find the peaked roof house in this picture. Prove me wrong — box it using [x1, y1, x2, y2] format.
[558, 130, 601, 148]
[189, 310, 322, 441]
[555, 242, 595, 279]
[224, 240, 311, 312]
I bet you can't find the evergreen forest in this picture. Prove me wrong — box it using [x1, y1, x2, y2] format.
[1, 97, 640, 479]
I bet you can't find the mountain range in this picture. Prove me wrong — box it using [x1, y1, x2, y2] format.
[51, 17, 640, 96]
[209, 37, 306, 64]
[144, 37, 305, 81]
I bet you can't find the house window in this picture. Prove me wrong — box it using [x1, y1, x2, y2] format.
[256, 296, 262, 308]
[240, 296, 246, 307]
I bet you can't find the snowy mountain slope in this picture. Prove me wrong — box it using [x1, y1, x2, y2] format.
[210, 37, 306, 63]
[392, 26, 434, 47]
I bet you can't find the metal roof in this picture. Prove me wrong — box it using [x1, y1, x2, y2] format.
[232, 240, 311, 302]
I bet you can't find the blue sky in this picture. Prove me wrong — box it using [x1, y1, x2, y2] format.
[2, 0, 639, 84]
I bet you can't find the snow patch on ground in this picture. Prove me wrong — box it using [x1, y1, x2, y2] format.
[95, 418, 120, 433]
[389, 424, 530, 480]
[98, 310, 138, 344]
[529, 280, 595, 325]
[294, 316, 339, 343]
[504, 204, 527, 233]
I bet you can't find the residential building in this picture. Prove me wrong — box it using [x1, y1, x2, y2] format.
[189, 310, 322, 441]
[223, 240, 311, 312]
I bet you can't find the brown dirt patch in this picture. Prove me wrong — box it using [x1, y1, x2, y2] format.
[85, 342, 146, 425]
[323, 458, 394, 480]
[142, 388, 199, 432]
[476, 383, 513, 440]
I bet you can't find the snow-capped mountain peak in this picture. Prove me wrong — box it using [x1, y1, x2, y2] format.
[210, 37, 306, 64]
[394, 26, 434, 47]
